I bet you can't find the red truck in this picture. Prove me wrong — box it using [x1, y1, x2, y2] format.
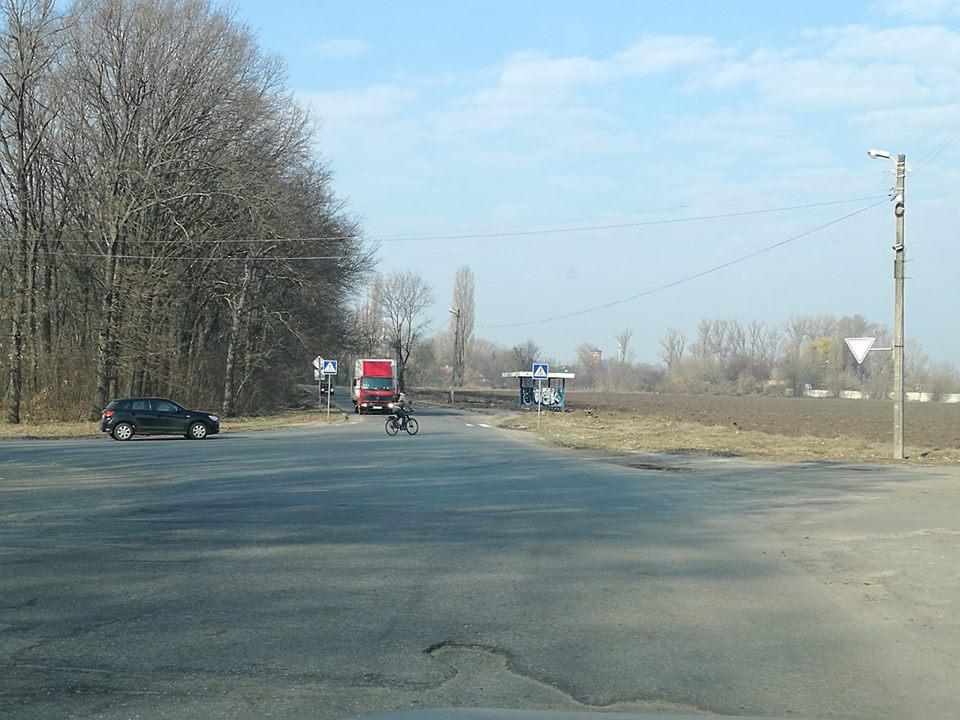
[352, 358, 399, 414]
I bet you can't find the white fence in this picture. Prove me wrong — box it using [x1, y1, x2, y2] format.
[801, 388, 958, 403]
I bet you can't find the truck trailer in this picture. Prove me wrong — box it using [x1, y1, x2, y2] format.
[352, 358, 399, 414]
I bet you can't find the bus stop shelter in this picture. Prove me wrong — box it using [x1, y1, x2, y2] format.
[501, 371, 575, 411]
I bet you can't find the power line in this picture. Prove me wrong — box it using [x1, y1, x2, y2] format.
[920, 137, 953, 164]
[366, 195, 881, 243]
[46, 194, 882, 246]
[56, 253, 345, 261]
[483, 200, 886, 330]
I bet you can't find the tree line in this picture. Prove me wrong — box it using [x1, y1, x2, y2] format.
[658, 315, 960, 399]
[381, 301, 960, 401]
[0, 0, 369, 423]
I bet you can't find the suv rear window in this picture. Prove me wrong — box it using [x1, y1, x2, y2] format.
[107, 400, 130, 410]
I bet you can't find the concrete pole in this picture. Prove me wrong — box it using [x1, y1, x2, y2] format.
[449, 307, 461, 403]
[893, 153, 906, 460]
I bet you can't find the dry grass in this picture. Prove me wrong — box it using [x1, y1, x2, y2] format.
[221, 410, 349, 432]
[0, 421, 100, 440]
[498, 409, 960, 464]
[414, 387, 960, 450]
[0, 409, 349, 441]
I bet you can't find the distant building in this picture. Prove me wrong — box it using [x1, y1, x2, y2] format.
[590, 348, 602, 367]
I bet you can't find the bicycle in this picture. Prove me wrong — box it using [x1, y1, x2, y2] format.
[385, 410, 419, 436]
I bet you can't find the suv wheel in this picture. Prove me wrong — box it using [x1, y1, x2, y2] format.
[111, 422, 134, 441]
[188, 421, 208, 440]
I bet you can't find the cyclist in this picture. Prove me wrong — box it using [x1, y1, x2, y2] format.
[393, 392, 410, 425]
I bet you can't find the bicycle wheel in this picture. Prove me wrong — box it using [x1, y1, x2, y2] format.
[405, 417, 419, 436]
[385, 417, 400, 436]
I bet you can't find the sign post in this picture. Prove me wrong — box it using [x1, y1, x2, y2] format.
[532, 362, 549, 429]
[321, 359, 338, 420]
[313, 356, 323, 409]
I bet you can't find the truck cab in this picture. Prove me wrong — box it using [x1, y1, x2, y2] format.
[352, 359, 398, 414]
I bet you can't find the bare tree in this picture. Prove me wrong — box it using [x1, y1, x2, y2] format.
[0, 0, 62, 422]
[659, 328, 686, 371]
[381, 271, 433, 391]
[355, 277, 385, 356]
[449, 266, 475, 387]
[747, 321, 780, 367]
[511, 340, 541, 371]
[0, 0, 370, 422]
[615, 328, 633, 364]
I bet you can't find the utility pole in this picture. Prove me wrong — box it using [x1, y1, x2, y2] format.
[448, 306, 461, 403]
[893, 153, 906, 460]
[868, 148, 907, 460]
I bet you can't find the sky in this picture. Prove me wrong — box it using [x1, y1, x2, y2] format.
[233, 0, 959, 365]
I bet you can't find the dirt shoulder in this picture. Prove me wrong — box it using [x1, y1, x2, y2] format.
[497, 408, 960, 464]
[0, 409, 351, 441]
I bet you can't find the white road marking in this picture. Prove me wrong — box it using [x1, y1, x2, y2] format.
[465, 423, 475, 427]
[478, 423, 492, 428]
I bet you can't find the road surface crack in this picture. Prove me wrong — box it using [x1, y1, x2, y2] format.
[423, 640, 710, 713]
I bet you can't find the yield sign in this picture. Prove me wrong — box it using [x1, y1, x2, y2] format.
[845, 337, 876, 365]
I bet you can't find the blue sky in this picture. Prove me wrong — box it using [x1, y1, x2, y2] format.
[235, 0, 959, 364]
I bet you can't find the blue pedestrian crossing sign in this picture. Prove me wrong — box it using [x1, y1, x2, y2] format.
[321, 359, 338, 375]
[531, 362, 549, 380]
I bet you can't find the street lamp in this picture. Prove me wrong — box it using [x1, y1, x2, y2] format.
[868, 148, 906, 459]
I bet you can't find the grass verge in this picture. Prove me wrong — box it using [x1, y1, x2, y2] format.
[221, 410, 349, 433]
[0, 409, 350, 441]
[497, 409, 960, 464]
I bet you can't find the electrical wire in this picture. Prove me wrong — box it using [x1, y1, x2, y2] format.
[920, 138, 953, 164]
[59, 253, 345, 261]
[47, 194, 883, 247]
[482, 200, 886, 330]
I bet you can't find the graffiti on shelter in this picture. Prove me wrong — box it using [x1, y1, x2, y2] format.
[534, 386, 564, 406]
[520, 386, 535, 406]
[520, 381, 566, 410]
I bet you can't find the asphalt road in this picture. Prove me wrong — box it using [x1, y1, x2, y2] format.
[1, 407, 959, 719]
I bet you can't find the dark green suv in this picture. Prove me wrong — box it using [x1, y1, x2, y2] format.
[100, 398, 220, 441]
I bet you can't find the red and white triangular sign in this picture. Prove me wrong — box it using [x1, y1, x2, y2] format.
[845, 337, 876, 365]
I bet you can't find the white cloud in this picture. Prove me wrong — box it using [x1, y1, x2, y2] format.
[692, 25, 960, 109]
[451, 52, 609, 130]
[854, 102, 960, 138]
[615, 35, 723, 75]
[440, 35, 719, 134]
[304, 24, 960, 202]
[310, 38, 370, 59]
[299, 84, 416, 129]
[816, 24, 960, 63]
[877, 0, 960, 19]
